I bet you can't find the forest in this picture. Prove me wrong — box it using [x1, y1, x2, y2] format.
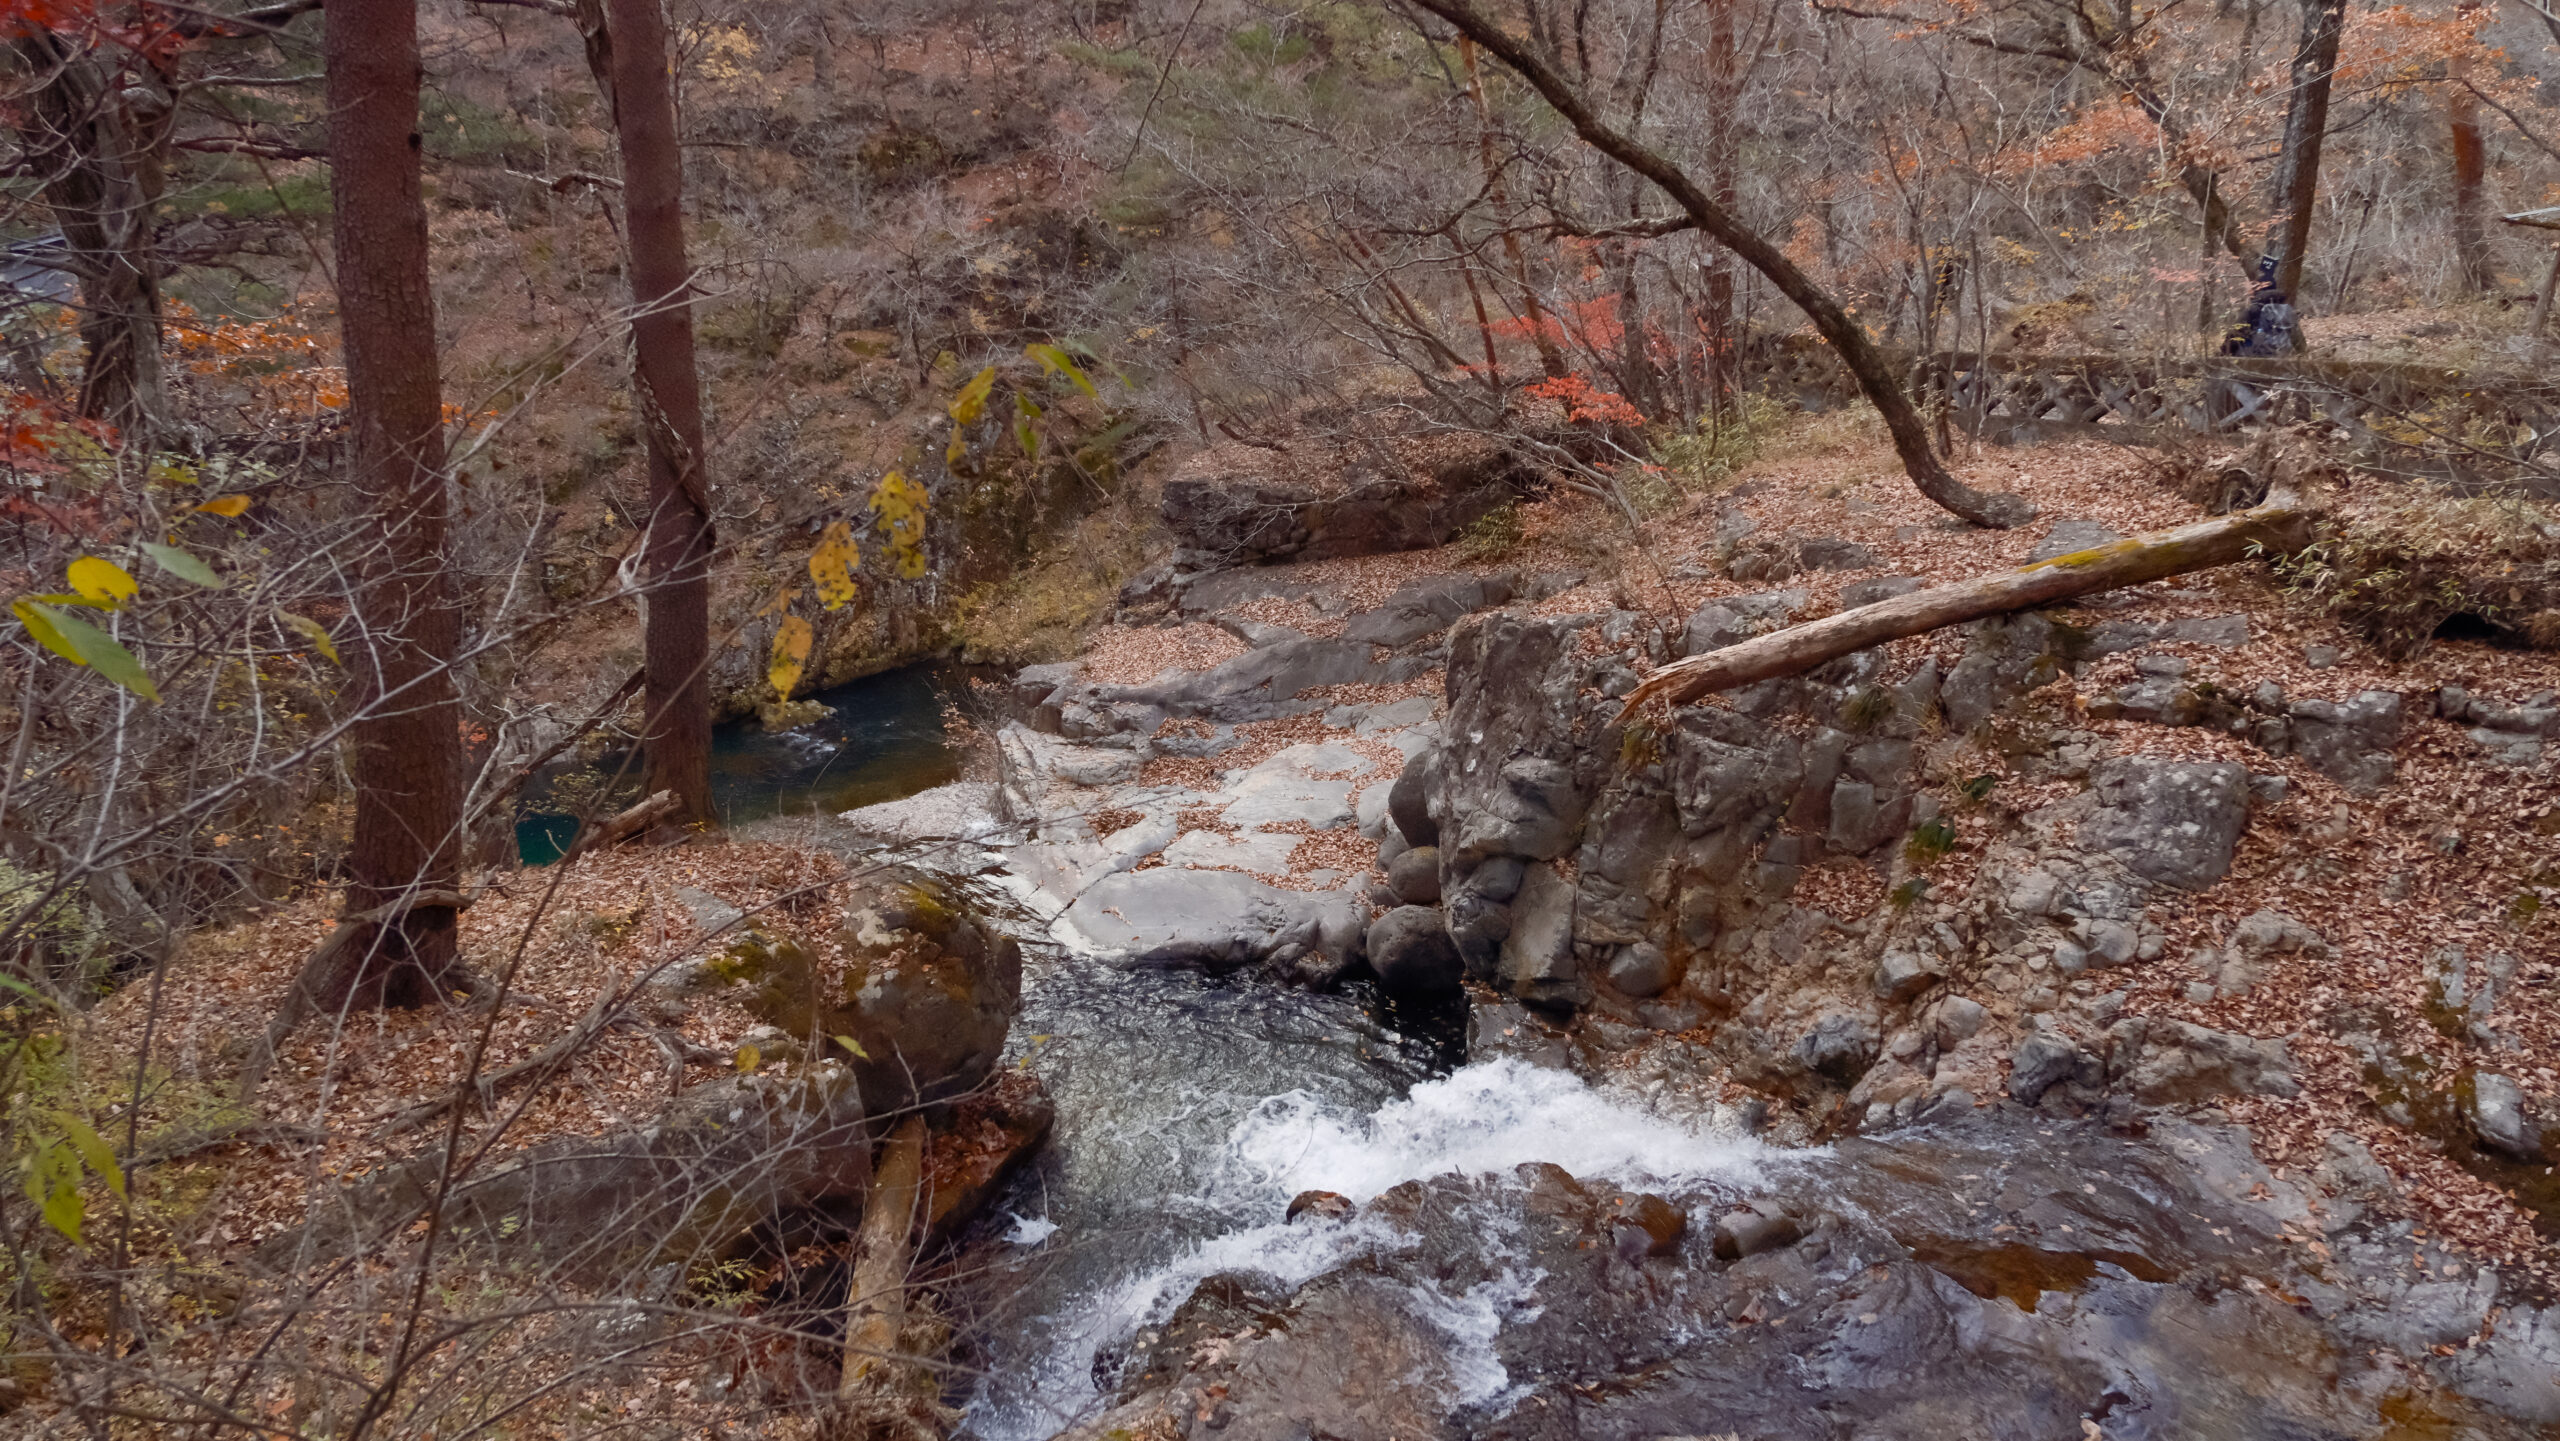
[0, 0, 2556, 1437]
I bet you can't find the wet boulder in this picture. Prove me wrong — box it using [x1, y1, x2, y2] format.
[1367, 905, 1463, 1001]
[1387, 749, 1440, 847]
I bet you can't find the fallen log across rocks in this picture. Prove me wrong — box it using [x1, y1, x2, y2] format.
[1621, 491, 2317, 716]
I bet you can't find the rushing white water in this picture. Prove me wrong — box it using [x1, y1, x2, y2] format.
[964, 1058, 1771, 1441]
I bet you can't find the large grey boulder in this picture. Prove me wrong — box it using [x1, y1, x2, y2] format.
[2289, 690, 2403, 794]
[2079, 757, 2251, 890]
[1366, 905, 1463, 1001]
[1678, 589, 1807, 657]
[2109, 1017, 2298, 1104]
[2467, 1073, 2545, 1161]
[1443, 756, 1588, 865]
[1666, 707, 1801, 838]
[1387, 749, 1440, 847]
[1060, 868, 1348, 974]
[832, 883, 1025, 1115]
[1497, 864, 1583, 1009]
[1942, 611, 2066, 730]
[1341, 574, 1513, 648]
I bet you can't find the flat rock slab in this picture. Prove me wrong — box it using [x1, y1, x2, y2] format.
[1219, 742, 1370, 830]
[1058, 867, 1343, 970]
[1160, 829, 1301, 873]
[838, 781, 1006, 844]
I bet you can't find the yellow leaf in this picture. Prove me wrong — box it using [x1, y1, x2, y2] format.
[278, 612, 339, 664]
[870, 470, 930, 581]
[946, 364, 998, 424]
[755, 585, 801, 620]
[734, 1043, 762, 1074]
[832, 1033, 871, 1060]
[807, 520, 860, 611]
[195, 494, 251, 517]
[65, 557, 137, 607]
[768, 614, 813, 699]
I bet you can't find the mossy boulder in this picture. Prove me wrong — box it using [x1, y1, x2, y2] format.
[699, 869, 1023, 1119]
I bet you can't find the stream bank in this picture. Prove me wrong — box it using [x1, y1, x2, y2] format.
[782, 439, 2560, 1440]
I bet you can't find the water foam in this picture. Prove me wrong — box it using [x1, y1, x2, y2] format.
[967, 1057, 1770, 1441]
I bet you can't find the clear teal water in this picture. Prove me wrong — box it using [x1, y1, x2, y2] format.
[515, 660, 976, 862]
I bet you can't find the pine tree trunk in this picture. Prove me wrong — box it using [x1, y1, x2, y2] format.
[583, 0, 716, 825]
[329, 0, 468, 1004]
[2262, 0, 2346, 312]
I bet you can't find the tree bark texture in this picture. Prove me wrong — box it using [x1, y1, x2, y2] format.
[2448, 57, 2493, 293]
[1622, 494, 2315, 716]
[329, 0, 468, 1003]
[583, 0, 716, 825]
[1411, 0, 2034, 528]
[13, 31, 175, 443]
[2262, 0, 2346, 304]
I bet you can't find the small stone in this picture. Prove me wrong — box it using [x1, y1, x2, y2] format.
[1612, 1192, 1688, 1256]
[1874, 949, 1944, 1003]
[2303, 644, 2341, 669]
[1933, 996, 1988, 1048]
[1711, 1206, 1802, 1260]
[1285, 1190, 1356, 1223]
[2185, 982, 2219, 1004]
[2049, 942, 2085, 973]
[2247, 773, 2290, 807]
[2008, 1031, 2088, 1104]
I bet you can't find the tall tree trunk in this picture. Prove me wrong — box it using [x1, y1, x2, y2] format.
[2448, 48, 2493, 293]
[14, 32, 175, 444]
[2262, 0, 2346, 308]
[1412, 0, 2033, 527]
[330, 0, 468, 1003]
[579, 0, 716, 825]
[1701, 0, 1737, 414]
[1459, 36, 1570, 380]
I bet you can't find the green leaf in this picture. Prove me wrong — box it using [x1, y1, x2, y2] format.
[141, 542, 221, 589]
[13, 601, 158, 702]
[1026, 343, 1098, 399]
[50, 1114, 123, 1200]
[832, 1033, 872, 1060]
[14, 601, 159, 702]
[0, 970, 51, 1005]
[26, 1141, 81, 1243]
[14, 599, 85, 666]
[278, 611, 339, 664]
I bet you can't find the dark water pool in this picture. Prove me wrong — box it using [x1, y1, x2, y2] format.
[515, 660, 980, 862]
